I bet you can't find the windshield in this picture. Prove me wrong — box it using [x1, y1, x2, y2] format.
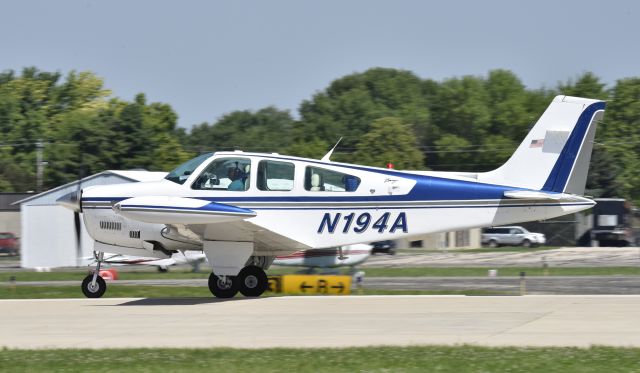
[165, 152, 213, 184]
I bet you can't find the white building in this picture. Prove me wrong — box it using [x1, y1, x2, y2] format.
[15, 171, 166, 269]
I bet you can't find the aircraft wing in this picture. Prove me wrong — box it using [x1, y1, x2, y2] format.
[112, 196, 310, 254]
[195, 218, 313, 254]
[114, 196, 256, 224]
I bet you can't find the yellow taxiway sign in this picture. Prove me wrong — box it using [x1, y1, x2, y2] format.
[267, 275, 351, 295]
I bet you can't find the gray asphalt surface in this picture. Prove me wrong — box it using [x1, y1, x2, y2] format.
[3, 296, 640, 348]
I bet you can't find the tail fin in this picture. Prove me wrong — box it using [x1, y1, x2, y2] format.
[479, 95, 605, 194]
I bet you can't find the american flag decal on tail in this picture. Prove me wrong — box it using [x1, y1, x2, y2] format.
[530, 139, 544, 148]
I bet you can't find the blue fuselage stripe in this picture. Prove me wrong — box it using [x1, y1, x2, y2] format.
[84, 202, 592, 211]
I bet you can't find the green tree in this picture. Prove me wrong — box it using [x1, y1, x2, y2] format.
[188, 107, 295, 153]
[299, 68, 431, 150]
[485, 69, 531, 140]
[431, 134, 472, 171]
[558, 72, 608, 100]
[0, 68, 191, 191]
[600, 78, 640, 203]
[352, 117, 424, 169]
[430, 75, 491, 142]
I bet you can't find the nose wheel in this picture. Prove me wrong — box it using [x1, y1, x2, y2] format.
[82, 274, 106, 298]
[208, 265, 268, 298]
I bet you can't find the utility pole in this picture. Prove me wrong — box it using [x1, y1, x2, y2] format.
[36, 140, 44, 192]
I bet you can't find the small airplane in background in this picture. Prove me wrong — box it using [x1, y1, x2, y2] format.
[58, 95, 605, 299]
[99, 243, 372, 273]
[98, 250, 206, 272]
[271, 243, 372, 274]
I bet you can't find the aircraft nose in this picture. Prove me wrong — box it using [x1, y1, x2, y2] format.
[57, 190, 82, 212]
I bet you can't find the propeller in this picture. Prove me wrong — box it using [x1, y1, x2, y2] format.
[74, 162, 85, 266]
[56, 160, 85, 266]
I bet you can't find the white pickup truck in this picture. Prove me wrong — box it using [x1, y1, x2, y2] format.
[481, 226, 546, 248]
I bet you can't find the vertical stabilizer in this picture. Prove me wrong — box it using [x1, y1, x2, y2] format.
[479, 95, 605, 194]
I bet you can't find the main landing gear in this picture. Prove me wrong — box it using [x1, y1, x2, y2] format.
[81, 251, 107, 298]
[208, 265, 268, 298]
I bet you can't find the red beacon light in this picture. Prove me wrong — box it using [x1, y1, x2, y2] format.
[386, 163, 394, 169]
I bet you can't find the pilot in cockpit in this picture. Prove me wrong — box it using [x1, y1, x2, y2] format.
[227, 167, 245, 191]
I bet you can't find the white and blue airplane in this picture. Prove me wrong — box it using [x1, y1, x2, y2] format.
[58, 95, 604, 298]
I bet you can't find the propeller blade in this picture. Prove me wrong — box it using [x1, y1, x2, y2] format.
[73, 210, 82, 260]
[74, 162, 85, 266]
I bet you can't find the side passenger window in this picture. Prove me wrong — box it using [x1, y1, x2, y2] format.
[304, 166, 360, 192]
[257, 160, 294, 191]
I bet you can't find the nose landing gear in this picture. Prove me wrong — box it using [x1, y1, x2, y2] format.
[81, 251, 106, 298]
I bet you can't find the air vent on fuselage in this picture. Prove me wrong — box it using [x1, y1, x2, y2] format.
[99, 221, 122, 231]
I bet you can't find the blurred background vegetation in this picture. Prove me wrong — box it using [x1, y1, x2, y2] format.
[1, 67, 638, 203]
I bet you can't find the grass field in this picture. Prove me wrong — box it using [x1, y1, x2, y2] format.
[2, 266, 639, 283]
[359, 266, 640, 277]
[0, 346, 639, 373]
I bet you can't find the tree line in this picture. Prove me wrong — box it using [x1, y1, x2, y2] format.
[1, 67, 639, 203]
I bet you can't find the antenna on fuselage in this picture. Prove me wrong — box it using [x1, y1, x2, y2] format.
[321, 137, 343, 162]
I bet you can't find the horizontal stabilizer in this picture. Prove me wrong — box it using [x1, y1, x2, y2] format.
[503, 190, 562, 200]
[113, 196, 256, 224]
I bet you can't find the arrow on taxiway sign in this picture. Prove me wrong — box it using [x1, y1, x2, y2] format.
[331, 283, 345, 293]
[300, 282, 314, 292]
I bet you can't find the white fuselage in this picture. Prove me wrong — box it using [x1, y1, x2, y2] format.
[79, 152, 594, 259]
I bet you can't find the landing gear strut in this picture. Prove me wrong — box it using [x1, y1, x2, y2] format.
[208, 265, 268, 298]
[82, 251, 106, 298]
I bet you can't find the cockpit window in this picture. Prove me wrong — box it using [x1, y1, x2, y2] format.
[165, 152, 213, 185]
[192, 157, 251, 191]
[305, 166, 360, 192]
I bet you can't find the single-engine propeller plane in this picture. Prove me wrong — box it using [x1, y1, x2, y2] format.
[58, 95, 604, 298]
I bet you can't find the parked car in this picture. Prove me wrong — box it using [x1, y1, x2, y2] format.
[481, 226, 545, 248]
[0, 232, 19, 256]
[371, 240, 396, 255]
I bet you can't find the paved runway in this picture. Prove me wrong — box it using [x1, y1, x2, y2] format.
[1, 295, 640, 349]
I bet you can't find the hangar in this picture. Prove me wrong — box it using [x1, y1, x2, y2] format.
[14, 170, 166, 269]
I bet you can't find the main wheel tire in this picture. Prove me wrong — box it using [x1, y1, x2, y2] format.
[237, 265, 268, 297]
[81, 274, 107, 298]
[522, 239, 532, 248]
[488, 239, 498, 248]
[208, 272, 238, 298]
